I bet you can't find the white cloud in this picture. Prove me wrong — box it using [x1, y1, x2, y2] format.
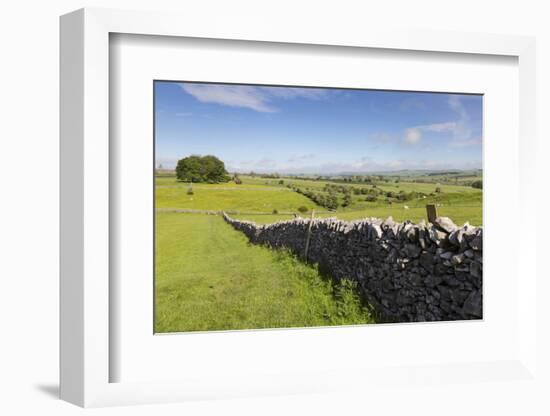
[260, 87, 327, 100]
[446, 95, 476, 144]
[403, 122, 457, 145]
[448, 95, 469, 119]
[404, 128, 422, 144]
[401, 96, 479, 147]
[180, 84, 276, 113]
[179, 84, 329, 113]
[421, 121, 457, 133]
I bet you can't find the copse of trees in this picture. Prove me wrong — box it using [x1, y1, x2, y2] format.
[290, 184, 339, 210]
[176, 155, 230, 183]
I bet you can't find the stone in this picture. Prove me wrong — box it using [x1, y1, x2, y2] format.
[405, 243, 422, 258]
[223, 212, 482, 323]
[409, 274, 423, 286]
[443, 275, 462, 287]
[381, 216, 395, 230]
[451, 253, 465, 265]
[419, 252, 435, 272]
[469, 234, 482, 251]
[448, 229, 465, 246]
[418, 227, 428, 249]
[470, 261, 482, 278]
[439, 299, 453, 313]
[429, 227, 448, 244]
[450, 290, 470, 305]
[424, 275, 443, 288]
[371, 223, 383, 239]
[462, 290, 482, 317]
[406, 226, 418, 242]
[434, 217, 458, 233]
[440, 251, 454, 260]
[438, 285, 452, 300]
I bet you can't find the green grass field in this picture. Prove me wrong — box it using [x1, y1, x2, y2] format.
[155, 172, 482, 332]
[156, 175, 482, 225]
[155, 213, 373, 332]
[156, 185, 316, 213]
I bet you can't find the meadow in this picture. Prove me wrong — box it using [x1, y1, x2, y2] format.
[156, 174, 483, 224]
[155, 212, 373, 332]
[155, 172, 482, 332]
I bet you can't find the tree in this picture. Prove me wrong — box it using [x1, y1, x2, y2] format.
[471, 180, 483, 189]
[326, 195, 338, 210]
[176, 155, 230, 183]
[298, 206, 308, 213]
[435, 186, 442, 193]
[342, 193, 352, 207]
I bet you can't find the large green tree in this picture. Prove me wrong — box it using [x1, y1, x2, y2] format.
[175, 155, 230, 183]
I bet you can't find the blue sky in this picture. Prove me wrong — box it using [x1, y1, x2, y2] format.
[155, 81, 482, 174]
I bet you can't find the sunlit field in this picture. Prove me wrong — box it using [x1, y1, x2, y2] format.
[156, 174, 482, 225]
[155, 212, 373, 332]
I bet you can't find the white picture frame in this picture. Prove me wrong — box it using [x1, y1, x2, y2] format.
[60, 7, 537, 407]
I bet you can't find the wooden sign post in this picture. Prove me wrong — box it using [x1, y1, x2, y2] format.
[304, 210, 315, 262]
[426, 204, 438, 223]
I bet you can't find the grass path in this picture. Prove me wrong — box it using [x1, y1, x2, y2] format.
[155, 213, 373, 332]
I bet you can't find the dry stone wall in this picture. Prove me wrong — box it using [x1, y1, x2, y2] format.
[223, 213, 482, 322]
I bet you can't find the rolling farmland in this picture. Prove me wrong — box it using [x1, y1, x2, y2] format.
[155, 171, 482, 332]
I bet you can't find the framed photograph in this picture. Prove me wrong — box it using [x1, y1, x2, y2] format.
[153, 80, 483, 333]
[60, 8, 538, 407]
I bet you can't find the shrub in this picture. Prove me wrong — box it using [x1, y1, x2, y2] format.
[435, 186, 442, 193]
[342, 193, 352, 207]
[471, 180, 483, 189]
[326, 196, 339, 210]
[272, 209, 279, 214]
[297, 206, 309, 213]
[278, 179, 284, 185]
[365, 195, 377, 202]
[186, 186, 194, 195]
